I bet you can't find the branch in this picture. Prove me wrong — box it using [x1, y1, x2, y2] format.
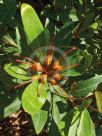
[11, 79, 33, 91]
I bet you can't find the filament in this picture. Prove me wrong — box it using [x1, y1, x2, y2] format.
[56, 47, 78, 64]
[16, 59, 32, 66]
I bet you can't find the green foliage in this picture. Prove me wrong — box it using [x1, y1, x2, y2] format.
[0, 1, 102, 135]
[4, 63, 30, 80]
[22, 80, 49, 115]
[0, 0, 16, 22]
[71, 75, 102, 97]
[31, 110, 48, 134]
[95, 91, 102, 113]
[0, 84, 21, 119]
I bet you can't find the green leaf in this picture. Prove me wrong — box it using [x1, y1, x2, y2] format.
[68, 108, 81, 136]
[64, 109, 96, 136]
[54, 0, 71, 9]
[96, 126, 102, 136]
[51, 85, 68, 99]
[56, 108, 80, 136]
[3, 34, 17, 47]
[0, 66, 16, 89]
[48, 119, 61, 136]
[71, 75, 102, 97]
[79, 98, 92, 111]
[69, 8, 79, 22]
[4, 97, 21, 117]
[22, 80, 49, 115]
[89, 22, 99, 30]
[31, 110, 48, 134]
[52, 94, 67, 121]
[81, 13, 94, 29]
[77, 109, 96, 136]
[0, 84, 21, 119]
[55, 21, 73, 46]
[21, 3, 48, 51]
[42, 8, 70, 23]
[0, 0, 16, 22]
[15, 27, 22, 54]
[4, 63, 30, 80]
[52, 101, 61, 126]
[95, 91, 102, 113]
[61, 50, 92, 77]
[78, 51, 92, 74]
[16, 25, 32, 56]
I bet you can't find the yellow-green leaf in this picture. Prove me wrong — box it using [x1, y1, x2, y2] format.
[95, 91, 102, 113]
[4, 63, 30, 80]
[22, 80, 49, 115]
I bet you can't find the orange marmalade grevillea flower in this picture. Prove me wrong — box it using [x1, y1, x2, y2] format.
[16, 35, 79, 85]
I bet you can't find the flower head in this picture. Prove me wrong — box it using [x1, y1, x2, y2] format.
[16, 36, 79, 85]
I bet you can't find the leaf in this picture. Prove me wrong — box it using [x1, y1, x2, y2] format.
[22, 80, 49, 115]
[0, 84, 21, 119]
[68, 108, 81, 136]
[48, 119, 61, 136]
[51, 85, 68, 99]
[61, 50, 92, 77]
[79, 51, 92, 74]
[95, 91, 102, 113]
[77, 109, 96, 136]
[52, 101, 61, 126]
[15, 27, 22, 54]
[89, 22, 99, 30]
[64, 109, 96, 136]
[16, 25, 32, 56]
[54, 0, 71, 9]
[55, 21, 73, 46]
[52, 94, 67, 119]
[96, 126, 102, 136]
[81, 13, 94, 29]
[0, 66, 16, 89]
[71, 75, 102, 97]
[79, 98, 92, 111]
[4, 97, 21, 117]
[56, 108, 80, 136]
[21, 3, 48, 51]
[0, 0, 16, 22]
[3, 34, 17, 47]
[31, 110, 48, 134]
[69, 8, 79, 22]
[4, 63, 30, 80]
[42, 8, 70, 23]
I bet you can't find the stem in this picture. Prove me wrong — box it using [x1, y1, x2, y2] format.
[12, 79, 33, 90]
[82, 93, 95, 100]
[20, 56, 35, 63]
[16, 59, 32, 66]
[88, 106, 99, 112]
[57, 47, 79, 63]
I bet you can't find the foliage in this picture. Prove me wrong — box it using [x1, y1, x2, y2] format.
[0, 0, 102, 135]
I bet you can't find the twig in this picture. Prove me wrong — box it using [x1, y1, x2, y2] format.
[11, 79, 33, 91]
[82, 93, 95, 100]
[88, 105, 99, 112]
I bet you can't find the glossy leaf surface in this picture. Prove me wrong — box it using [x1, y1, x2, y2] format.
[22, 80, 49, 115]
[21, 4, 48, 51]
[71, 75, 102, 97]
[31, 110, 48, 134]
[4, 63, 30, 80]
[95, 91, 102, 113]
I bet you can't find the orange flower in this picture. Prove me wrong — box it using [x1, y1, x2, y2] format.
[16, 36, 79, 85]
